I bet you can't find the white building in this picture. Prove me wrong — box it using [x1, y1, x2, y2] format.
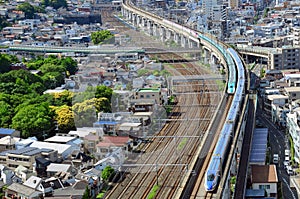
[29, 141, 73, 160]
[286, 108, 300, 163]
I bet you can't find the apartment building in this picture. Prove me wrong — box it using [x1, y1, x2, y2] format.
[286, 108, 300, 163]
[270, 46, 300, 70]
[0, 147, 57, 170]
[134, 88, 163, 105]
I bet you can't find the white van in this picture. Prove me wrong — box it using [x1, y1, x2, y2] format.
[286, 165, 294, 175]
[285, 149, 290, 158]
[273, 154, 279, 164]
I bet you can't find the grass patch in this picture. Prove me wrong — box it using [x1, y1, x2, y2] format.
[147, 184, 160, 199]
[290, 135, 295, 166]
[164, 63, 175, 69]
[215, 79, 225, 91]
[177, 138, 187, 150]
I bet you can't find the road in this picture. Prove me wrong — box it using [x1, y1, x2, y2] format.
[256, 98, 298, 199]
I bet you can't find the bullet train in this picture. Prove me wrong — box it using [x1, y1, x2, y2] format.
[205, 48, 246, 191]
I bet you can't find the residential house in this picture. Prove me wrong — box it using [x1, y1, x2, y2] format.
[69, 127, 104, 139]
[264, 94, 288, 116]
[73, 152, 93, 169]
[94, 113, 122, 135]
[117, 122, 143, 138]
[15, 165, 35, 182]
[0, 136, 21, 152]
[50, 180, 87, 199]
[5, 183, 43, 199]
[251, 165, 278, 198]
[95, 136, 130, 160]
[284, 73, 300, 87]
[23, 176, 53, 197]
[84, 135, 100, 154]
[46, 163, 75, 177]
[0, 164, 14, 185]
[35, 157, 52, 178]
[284, 87, 300, 101]
[0, 128, 20, 138]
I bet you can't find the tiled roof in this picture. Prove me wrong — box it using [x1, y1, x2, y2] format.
[96, 136, 130, 147]
[251, 165, 278, 183]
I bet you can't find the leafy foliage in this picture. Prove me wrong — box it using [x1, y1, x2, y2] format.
[91, 30, 114, 45]
[0, 54, 17, 73]
[41, 0, 67, 9]
[95, 85, 113, 101]
[54, 105, 75, 133]
[0, 16, 10, 31]
[11, 103, 53, 138]
[0, 101, 12, 128]
[17, 2, 35, 19]
[82, 186, 90, 199]
[72, 99, 97, 127]
[101, 166, 114, 182]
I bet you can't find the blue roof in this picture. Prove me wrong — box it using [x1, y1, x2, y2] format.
[0, 128, 15, 135]
[94, 121, 119, 125]
[250, 128, 268, 163]
[245, 189, 265, 197]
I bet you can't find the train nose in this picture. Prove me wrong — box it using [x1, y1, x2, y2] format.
[206, 181, 214, 191]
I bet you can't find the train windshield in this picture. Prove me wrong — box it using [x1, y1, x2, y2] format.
[207, 173, 215, 181]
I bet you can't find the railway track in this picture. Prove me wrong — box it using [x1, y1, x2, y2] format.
[100, 8, 228, 199]
[189, 96, 233, 199]
[104, 51, 222, 198]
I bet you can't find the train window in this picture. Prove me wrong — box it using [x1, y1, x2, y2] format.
[207, 174, 215, 181]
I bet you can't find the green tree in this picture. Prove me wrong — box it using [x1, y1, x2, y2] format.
[0, 54, 14, 73]
[11, 103, 53, 138]
[0, 101, 12, 128]
[94, 97, 111, 113]
[101, 166, 114, 182]
[95, 85, 113, 101]
[82, 186, 90, 199]
[91, 30, 114, 45]
[61, 57, 78, 75]
[72, 99, 97, 127]
[54, 105, 75, 133]
[51, 90, 74, 106]
[0, 16, 10, 31]
[50, 0, 67, 9]
[17, 2, 35, 19]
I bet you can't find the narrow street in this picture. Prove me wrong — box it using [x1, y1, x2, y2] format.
[256, 98, 298, 199]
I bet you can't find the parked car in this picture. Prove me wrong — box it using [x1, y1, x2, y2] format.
[283, 160, 290, 169]
[273, 153, 279, 164]
[286, 165, 294, 175]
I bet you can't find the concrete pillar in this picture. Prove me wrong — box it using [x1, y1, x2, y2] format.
[181, 35, 187, 48]
[147, 21, 153, 35]
[174, 33, 179, 44]
[136, 15, 140, 27]
[132, 14, 136, 26]
[153, 24, 158, 37]
[160, 26, 166, 42]
[203, 48, 210, 64]
[166, 29, 171, 41]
